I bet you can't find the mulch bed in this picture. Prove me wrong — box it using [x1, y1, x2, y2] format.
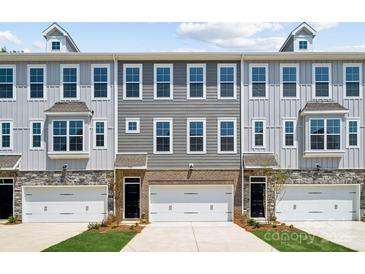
[97, 224, 144, 233]
[236, 221, 299, 232]
[4, 220, 22, 225]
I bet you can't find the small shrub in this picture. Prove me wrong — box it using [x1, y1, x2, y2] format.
[272, 224, 277, 228]
[88, 222, 101, 230]
[247, 218, 256, 226]
[253, 221, 261, 229]
[7, 215, 17, 224]
[111, 224, 118, 229]
[281, 222, 286, 226]
[289, 224, 294, 229]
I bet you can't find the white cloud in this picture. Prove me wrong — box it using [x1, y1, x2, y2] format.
[329, 44, 365, 51]
[310, 22, 339, 31]
[32, 40, 45, 49]
[171, 47, 208, 52]
[0, 30, 21, 45]
[22, 48, 31, 53]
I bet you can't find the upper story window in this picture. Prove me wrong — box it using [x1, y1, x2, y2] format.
[0, 65, 15, 100]
[28, 65, 46, 100]
[53, 120, 83, 152]
[30, 121, 43, 149]
[187, 64, 206, 99]
[283, 119, 296, 147]
[61, 65, 79, 100]
[344, 64, 362, 98]
[51, 41, 61, 51]
[154, 64, 173, 99]
[123, 64, 142, 100]
[281, 64, 299, 98]
[249, 64, 268, 99]
[125, 118, 140, 134]
[313, 64, 331, 99]
[187, 118, 206, 154]
[153, 118, 173, 154]
[0, 121, 13, 150]
[299, 40, 308, 50]
[310, 118, 340, 150]
[252, 120, 266, 148]
[93, 120, 107, 149]
[218, 118, 237, 153]
[92, 65, 109, 99]
[218, 64, 236, 99]
[347, 119, 360, 148]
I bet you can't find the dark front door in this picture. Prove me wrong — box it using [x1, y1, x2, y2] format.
[0, 183, 13, 219]
[251, 183, 265, 218]
[124, 183, 140, 218]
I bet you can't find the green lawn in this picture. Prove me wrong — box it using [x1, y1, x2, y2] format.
[252, 229, 355, 252]
[43, 230, 137, 252]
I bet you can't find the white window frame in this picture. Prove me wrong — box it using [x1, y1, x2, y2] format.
[91, 64, 110, 100]
[123, 64, 143, 100]
[280, 63, 299, 99]
[51, 120, 84, 152]
[51, 40, 61, 51]
[0, 120, 13, 150]
[312, 63, 332, 99]
[27, 64, 47, 101]
[93, 119, 107, 149]
[0, 65, 16, 101]
[298, 40, 308, 50]
[217, 63, 237, 99]
[154, 64, 173, 100]
[29, 119, 44, 150]
[60, 64, 80, 101]
[282, 118, 296, 148]
[187, 118, 206, 154]
[309, 118, 342, 151]
[125, 118, 140, 134]
[249, 64, 268, 99]
[187, 64, 206, 100]
[343, 63, 362, 99]
[217, 118, 237, 154]
[346, 118, 360, 148]
[153, 118, 173, 154]
[252, 119, 266, 149]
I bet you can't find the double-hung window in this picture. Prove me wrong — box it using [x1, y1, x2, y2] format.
[92, 65, 109, 99]
[250, 64, 268, 99]
[125, 118, 140, 134]
[187, 64, 206, 99]
[61, 65, 79, 100]
[123, 64, 142, 99]
[310, 118, 341, 150]
[313, 64, 331, 98]
[281, 64, 298, 98]
[252, 120, 266, 148]
[218, 118, 236, 153]
[0, 121, 13, 150]
[154, 64, 173, 99]
[53, 120, 83, 152]
[344, 64, 362, 98]
[283, 119, 296, 147]
[154, 118, 173, 154]
[0, 65, 15, 100]
[30, 121, 43, 149]
[347, 119, 360, 148]
[218, 64, 236, 99]
[93, 120, 107, 149]
[187, 118, 206, 154]
[28, 65, 46, 100]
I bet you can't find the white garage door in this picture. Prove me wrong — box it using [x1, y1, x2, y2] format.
[149, 185, 233, 222]
[22, 186, 108, 223]
[276, 185, 360, 221]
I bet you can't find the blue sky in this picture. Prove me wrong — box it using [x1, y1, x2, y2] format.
[1, 22, 365, 52]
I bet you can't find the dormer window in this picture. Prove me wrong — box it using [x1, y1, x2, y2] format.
[51, 41, 60, 51]
[299, 40, 308, 50]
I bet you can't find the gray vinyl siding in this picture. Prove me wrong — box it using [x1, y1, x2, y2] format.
[118, 61, 241, 169]
[0, 61, 115, 171]
[243, 60, 365, 169]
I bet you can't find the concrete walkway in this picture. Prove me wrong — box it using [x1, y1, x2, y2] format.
[291, 221, 365, 251]
[122, 222, 276, 252]
[0, 223, 87, 252]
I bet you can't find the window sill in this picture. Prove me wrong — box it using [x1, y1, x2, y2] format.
[0, 99, 16, 102]
[48, 151, 90, 159]
[303, 150, 345, 158]
[91, 98, 111, 101]
[28, 98, 47, 102]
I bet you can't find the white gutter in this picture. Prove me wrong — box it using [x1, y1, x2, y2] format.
[113, 54, 118, 216]
[240, 54, 245, 214]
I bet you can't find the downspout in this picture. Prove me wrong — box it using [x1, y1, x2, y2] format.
[240, 54, 245, 215]
[113, 54, 118, 216]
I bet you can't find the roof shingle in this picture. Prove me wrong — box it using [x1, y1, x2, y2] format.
[243, 153, 278, 168]
[115, 154, 147, 169]
[45, 102, 91, 114]
[301, 101, 348, 113]
[0, 155, 21, 170]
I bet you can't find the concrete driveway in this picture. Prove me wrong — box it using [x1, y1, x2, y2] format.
[0, 223, 87, 252]
[291, 221, 365, 251]
[122, 222, 276, 252]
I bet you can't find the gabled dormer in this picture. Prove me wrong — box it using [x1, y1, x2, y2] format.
[279, 22, 317, 52]
[42, 23, 80, 53]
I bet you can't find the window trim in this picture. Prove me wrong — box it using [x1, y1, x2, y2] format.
[308, 117, 342, 151]
[217, 63, 237, 99]
[252, 119, 266, 149]
[153, 64, 173, 100]
[93, 119, 107, 149]
[346, 118, 360, 149]
[312, 63, 332, 99]
[280, 63, 299, 99]
[60, 64, 80, 101]
[187, 64, 206, 100]
[51, 40, 61, 51]
[153, 118, 173, 154]
[249, 64, 268, 100]
[343, 63, 362, 99]
[187, 118, 206, 154]
[29, 119, 44, 150]
[0, 64, 16, 101]
[282, 118, 296, 148]
[91, 64, 111, 100]
[123, 64, 143, 100]
[298, 40, 308, 50]
[0, 119, 14, 150]
[51, 119, 85, 152]
[27, 64, 47, 101]
[125, 118, 140, 134]
[217, 117, 237, 154]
